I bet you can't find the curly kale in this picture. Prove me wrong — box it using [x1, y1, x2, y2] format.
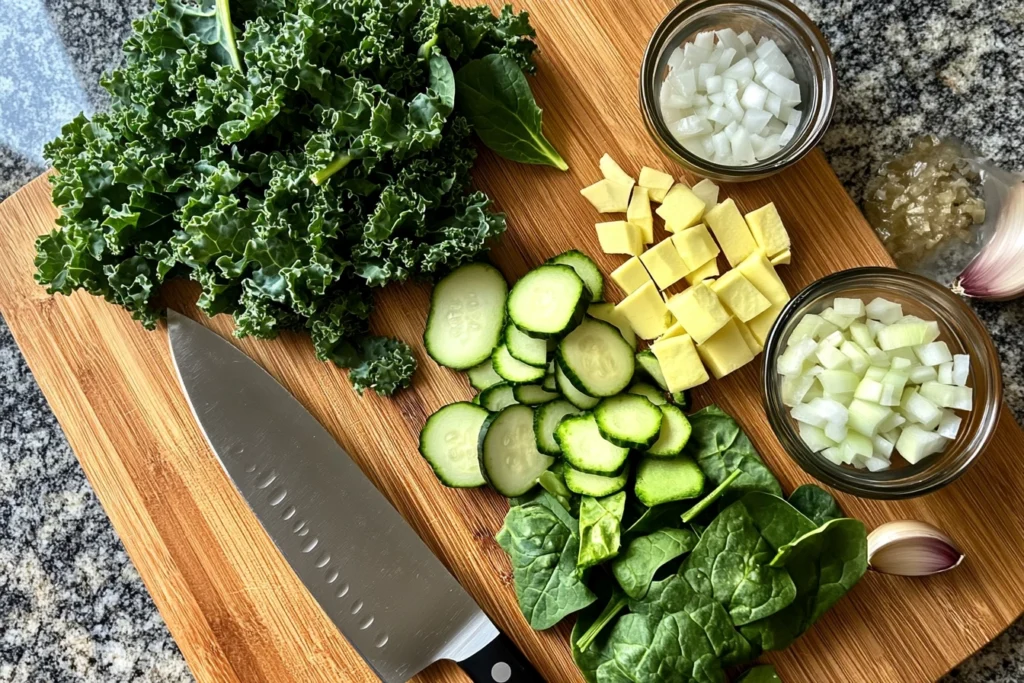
[36, 0, 537, 395]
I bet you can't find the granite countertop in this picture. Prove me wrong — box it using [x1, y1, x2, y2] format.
[0, 0, 1022, 681]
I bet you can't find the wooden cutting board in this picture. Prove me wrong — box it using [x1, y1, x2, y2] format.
[2, 1, 1024, 681]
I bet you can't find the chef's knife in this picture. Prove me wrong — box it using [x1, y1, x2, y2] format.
[167, 310, 541, 683]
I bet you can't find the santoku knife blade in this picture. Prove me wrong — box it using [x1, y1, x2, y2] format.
[167, 310, 540, 683]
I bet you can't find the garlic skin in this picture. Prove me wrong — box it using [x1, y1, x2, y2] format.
[867, 521, 964, 576]
[955, 181, 1024, 301]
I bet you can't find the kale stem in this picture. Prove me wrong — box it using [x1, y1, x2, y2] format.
[309, 153, 354, 186]
[215, 0, 243, 71]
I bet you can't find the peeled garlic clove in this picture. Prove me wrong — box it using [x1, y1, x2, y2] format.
[867, 520, 964, 576]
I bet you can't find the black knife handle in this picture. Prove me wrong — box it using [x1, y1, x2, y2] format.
[458, 631, 543, 683]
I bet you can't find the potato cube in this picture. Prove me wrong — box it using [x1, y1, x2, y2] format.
[581, 178, 633, 213]
[616, 280, 674, 340]
[744, 202, 790, 258]
[690, 178, 720, 209]
[685, 258, 720, 285]
[665, 283, 731, 344]
[652, 334, 710, 392]
[638, 167, 675, 202]
[600, 154, 637, 187]
[746, 301, 786, 346]
[610, 256, 651, 295]
[672, 224, 720, 270]
[596, 220, 643, 256]
[627, 187, 654, 244]
[710, 270, 771, 322]
[640, 239, 689, 290]
[734, 319, 764, 354]
[770, 249, 791, 266]
[696, 319, 756, 379]
[736, 250, 790, 305]
[658, 320, 688, 341]
[704, 198, 757, 266]
[656, 185, 705, 232]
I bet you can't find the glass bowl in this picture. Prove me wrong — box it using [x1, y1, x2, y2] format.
[762, 268, 1003, 499]
[639, 0, 836, 182]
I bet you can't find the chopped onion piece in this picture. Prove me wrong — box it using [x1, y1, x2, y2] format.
[937, 411, 962, 439]
[833, 297, 866, 317]
[937, 361, 954, 385]
[742, 109, 773, 135]
[952, 354, 970, 386]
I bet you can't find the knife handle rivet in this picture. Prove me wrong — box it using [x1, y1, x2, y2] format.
[490, 662, 511, 682]
[374, 634, 388, 648]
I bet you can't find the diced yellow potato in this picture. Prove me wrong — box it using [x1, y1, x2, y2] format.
[600, 154, 637, 187]
[696, 319, 756, 379]
[744, 202, 790, 258]
[652, 334, 709, 392]
[672, 224, 720, 271]
[658, 320, 687, 341]
[656, 185, 705, 232]
[770, 249, 791, 266]
[704, 198, 757, 266]
[640, 239, 689, 290]
[638, 167, 675, 202]
[710, 269, 771, 322]
[690, 179, 720, 209]
[665, 282, 731, 344]
[610, 256, 651, 295]
[746, 301, 786, 346]
[596, 220, 643, 256]
[615, 281, 674, 340]
[581, 178, 633, 213]
[735, 250, 790, 305]
[684, 258, 720, 285]
[627, 187, 654, 243]
[734, 319, 764, 354]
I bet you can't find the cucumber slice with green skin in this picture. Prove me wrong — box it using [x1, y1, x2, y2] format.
[548, 250, 604, 303]
[542, 365, 557, 391]
[635, 350, 669, 391]
[533, 399, 583, 455]
[471, 394, 481, 405]
[634, 455, 704, 506]
[647, 404, 692, 457]
[594, 394, 664, 449]
[513, 384, 560, 405]
[492, 344, 547, 384]
[419, 402, 489, 487]
[564, 464, 629, 497]
[424, 263, 507, 369]
[588, 303, 638, 350]
[628, 382, 668, 405]
[506, 264, 587, 339]
[505, 324, 549, 367]
[467, 359, 503, 391]
[557, 318, 635, 397]
[556, 413, 630, 475]
[479, 382, 518, 412]
[670, 390, 691, 410]
[555, 364, 601, 410]
[478, 405, 555, 496]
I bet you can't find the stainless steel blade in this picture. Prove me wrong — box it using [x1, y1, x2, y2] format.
[167, 310, 497, 683]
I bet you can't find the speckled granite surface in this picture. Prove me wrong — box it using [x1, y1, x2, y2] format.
[0, 0, 1022, 680]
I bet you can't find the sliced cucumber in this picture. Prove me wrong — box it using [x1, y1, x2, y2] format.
[549, 250, 604, 303]
[558, 318, 635, 397]
[594, 394, 664, 449]
[492, 344, 546, 384]
[555, 364, 601, 410]
[419, 402, 488, 487]
[634, 455, 704, 506]
[542, 362, 557, 391]
[534, 399, 583, 455]
[670, 390, 691, 410]
[505, 324, 549, 367]
[635, 350, 669, 391]
[467, 358, 503, 391]
[506, 264, 587, 339]
[424, 263, 507, 369]
[587, 303, 638, 350]
[513, 384, 560, 405]
[647, 404, 692, 457]
[556, 413, 630, 475]
[471, 394, 481, 405]
[564, 464, 629, 497]
[628, 382, 668, 405]
[479, 382, 518, 412]
[478, 405, 554, 496]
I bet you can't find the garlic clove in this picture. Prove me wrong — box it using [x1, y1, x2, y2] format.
[867, 520, 964, 576]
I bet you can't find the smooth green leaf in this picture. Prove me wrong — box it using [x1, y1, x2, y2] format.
[612, 529, 696, 599]
[737, 664, 783, 682]
[579, 493, 626, 569]
[788, 484, 844, 526]
[681, 469, 742, 523]
[685, 407, 783, 500]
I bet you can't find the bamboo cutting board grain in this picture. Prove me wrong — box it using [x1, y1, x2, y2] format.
[3, 1, 1024, 681]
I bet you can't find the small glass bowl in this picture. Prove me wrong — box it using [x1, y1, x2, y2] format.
[762, 268, 1003, 499]
[639, 0, 836, 182]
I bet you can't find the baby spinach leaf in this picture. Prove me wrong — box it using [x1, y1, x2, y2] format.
[495, 502, 596, 629]
[612, 528, 697, 599]
[624, 500, 689, 540]
[455, 54, 569, 170]
[788, 484, 843, 526]
[737, 664, 782, 682]
[604, 610, 727, 683]
[684, 407, 783, 500]
[573, 581, 629, 658]
[579, 493, 626, 569]
[681, 469, 741, 523]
